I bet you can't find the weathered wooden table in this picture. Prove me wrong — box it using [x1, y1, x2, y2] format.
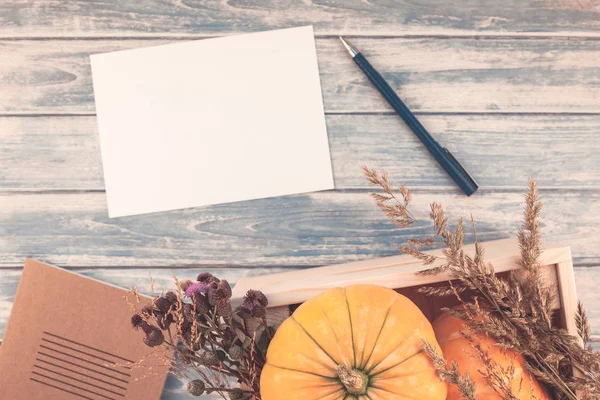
[1, 2, 599, 398]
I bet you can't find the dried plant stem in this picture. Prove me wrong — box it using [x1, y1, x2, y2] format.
[421, 339, 478, 399]
[365, 169, 600, 400]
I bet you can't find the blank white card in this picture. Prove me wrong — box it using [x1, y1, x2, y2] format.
[91, 26, 334, 217]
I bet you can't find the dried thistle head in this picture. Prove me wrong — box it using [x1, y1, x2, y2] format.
[131, 314, 145, 330]
[141, 324, 164, 347]
[185, 282, 210, 297]
[241, 290, 269, 318]
[187, 379, 205, 396]
[208, 280, 232, 305]
[154, 296, 171, 313]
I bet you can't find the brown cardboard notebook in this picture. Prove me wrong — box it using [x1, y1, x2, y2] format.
[0, 259, 171, 400]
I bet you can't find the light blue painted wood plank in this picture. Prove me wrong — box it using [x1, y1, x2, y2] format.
[1, 190, 598, 268]
[2, 38, 600, 113]
[1, 0, 599, 37]
[2, 114, 599, 191]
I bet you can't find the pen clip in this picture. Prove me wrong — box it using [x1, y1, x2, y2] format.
[443, 147, 479, 188]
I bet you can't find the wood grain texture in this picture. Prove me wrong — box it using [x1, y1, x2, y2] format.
[2, 38, 600, 114]
[1, 190, 598, 268]
[2, 114, 599, 191]
[1, 0, 600, 38]
[1, 2, 599, 398]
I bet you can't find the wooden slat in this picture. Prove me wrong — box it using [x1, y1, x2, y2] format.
[2, 114, 599, 191]
[1, 1, 600, 38]
[2, 38, 600, 114]
[1, 190, 598, 268]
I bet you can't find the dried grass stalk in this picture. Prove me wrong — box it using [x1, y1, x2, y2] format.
[365, 169, 600, 400]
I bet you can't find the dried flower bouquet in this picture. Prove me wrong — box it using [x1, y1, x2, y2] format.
[130, 274, 271, 399]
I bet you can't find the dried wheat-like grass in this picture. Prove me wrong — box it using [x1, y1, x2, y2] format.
[365, 169, 600, 400]
[421, 339, 479, 400]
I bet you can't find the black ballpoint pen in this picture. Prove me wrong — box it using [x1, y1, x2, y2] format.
[339, 37, 479, 196]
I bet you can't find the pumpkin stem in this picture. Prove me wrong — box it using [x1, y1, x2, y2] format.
[336, 365, 368, 395]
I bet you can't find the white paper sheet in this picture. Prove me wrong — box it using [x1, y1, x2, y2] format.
[90, 26, 333, 218]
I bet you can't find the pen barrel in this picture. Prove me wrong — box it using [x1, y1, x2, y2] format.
[353, 54, 439, 150]
[353, 53, 478, 196]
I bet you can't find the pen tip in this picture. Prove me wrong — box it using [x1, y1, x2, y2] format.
[339, 36, 358, 57]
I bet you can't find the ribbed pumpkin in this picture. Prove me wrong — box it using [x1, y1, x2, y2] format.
[260, 285, 447, 400]
[432, 311, 550, 400]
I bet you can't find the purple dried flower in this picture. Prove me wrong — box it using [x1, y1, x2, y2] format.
[220, 280, 232, 298]
[187, 379, 205, 396]
[154, 297, 172, 313]
[141, 323, 155, 335]
[141, 304, 154, 317]
[140, 323, 164, 347]
[143, 328, 164, 347]
[185, 282, 211, 297]
[240, 289, 268, 318]
[165, 291, 178, 305]
[243, 290, 268, 308]
[197, 272, 219, 284]
[131, 314, 145, 329]
[208, 280, 232, 305]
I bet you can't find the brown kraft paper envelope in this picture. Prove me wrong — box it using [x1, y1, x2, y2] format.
[0, 259, 171, 400]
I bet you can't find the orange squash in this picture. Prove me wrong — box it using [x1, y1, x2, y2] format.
[260, 285, 447, 400]
[432, 311, 550, 400]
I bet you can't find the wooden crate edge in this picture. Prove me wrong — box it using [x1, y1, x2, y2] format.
[232, 238, 573, 309]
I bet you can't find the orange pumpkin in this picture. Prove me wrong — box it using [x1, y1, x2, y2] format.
[432, 311, 550, 400]
[260, 285, 447, 400]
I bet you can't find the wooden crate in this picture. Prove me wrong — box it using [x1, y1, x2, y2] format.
[232, 238, 578, 335]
